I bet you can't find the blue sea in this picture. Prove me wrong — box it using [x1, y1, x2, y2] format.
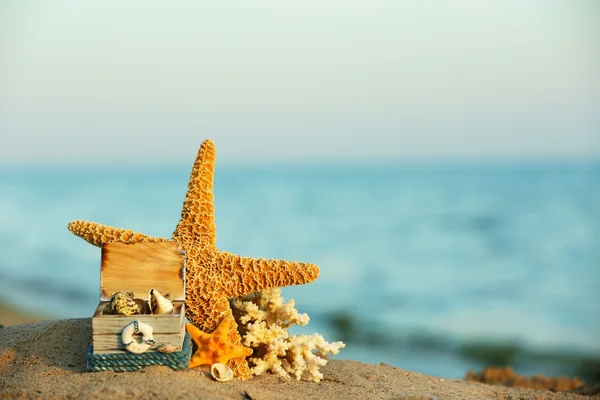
[0, 162, 598, 380]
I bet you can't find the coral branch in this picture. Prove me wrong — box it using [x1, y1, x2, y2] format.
[231, 288, 345, 382]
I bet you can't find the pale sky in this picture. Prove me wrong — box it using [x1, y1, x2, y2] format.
[0, 1, 598, 164]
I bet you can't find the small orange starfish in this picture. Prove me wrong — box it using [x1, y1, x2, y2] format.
[186, 317, 253, 368]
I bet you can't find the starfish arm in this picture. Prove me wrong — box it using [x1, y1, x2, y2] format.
[185, 292, 253, 378]
[172, 139, 217, 246]
[67, 220, 169, 247]
[185, 316, 253, 375]
[216, 251, 320, 298]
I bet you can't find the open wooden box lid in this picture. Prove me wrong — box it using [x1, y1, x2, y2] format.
[100, 242, 185, 302]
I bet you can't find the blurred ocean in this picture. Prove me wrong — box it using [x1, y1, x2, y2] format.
[0, 162, 598, 380]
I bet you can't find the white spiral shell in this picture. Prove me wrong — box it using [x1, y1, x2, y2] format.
[211, 363, 233, 382]
[149, 289, 174, 315]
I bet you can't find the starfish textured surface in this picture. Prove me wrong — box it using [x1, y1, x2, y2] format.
[68, 220, 169, 248]
[186, 317, 253, 368]
[67, 139, 320, 379]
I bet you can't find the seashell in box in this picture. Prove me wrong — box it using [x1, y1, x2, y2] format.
[149, 288, 174, 315]
[87, 242, 191, 371]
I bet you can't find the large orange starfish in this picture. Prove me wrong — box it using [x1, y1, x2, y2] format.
[186, 317, 253, 368]
[68, 139, 320, 379]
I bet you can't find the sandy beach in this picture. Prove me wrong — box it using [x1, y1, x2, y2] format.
[0, 318, 596, 400]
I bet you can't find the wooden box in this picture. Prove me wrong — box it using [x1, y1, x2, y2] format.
[87, 242, 191, 371]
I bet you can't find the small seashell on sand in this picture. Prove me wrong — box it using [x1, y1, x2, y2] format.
[149, 288, 174, 315]
[211, 363, 233, 382]
[156, 344, 178, 353]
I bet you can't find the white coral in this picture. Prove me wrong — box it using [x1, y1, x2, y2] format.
[230, 288, 345, 382]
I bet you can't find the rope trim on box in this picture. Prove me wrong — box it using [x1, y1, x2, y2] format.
[87, 333, 192, 372]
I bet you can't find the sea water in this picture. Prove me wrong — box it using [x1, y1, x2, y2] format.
[0, 162, 598, 379]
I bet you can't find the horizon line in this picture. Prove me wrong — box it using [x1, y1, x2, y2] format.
[1, 156, 598, 171]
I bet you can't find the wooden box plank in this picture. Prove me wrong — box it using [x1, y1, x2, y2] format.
[92, 303, 185, 335]
[100, 242, 185, 301]
[93, 333, 183, 354]
[92, 303, 185, 354]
